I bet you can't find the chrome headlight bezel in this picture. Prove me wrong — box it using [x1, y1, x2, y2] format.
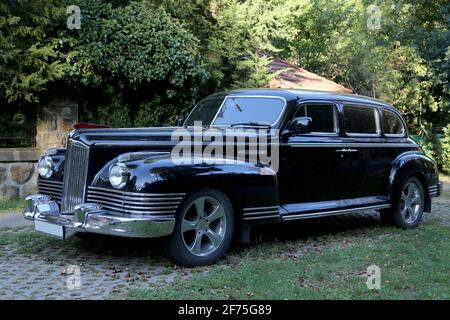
[108, 163, 129, 189]
[38, 156, 54, 179]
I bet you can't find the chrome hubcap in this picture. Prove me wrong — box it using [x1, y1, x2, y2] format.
[181, 196, 226, 256]
[400, 182, 422, 223]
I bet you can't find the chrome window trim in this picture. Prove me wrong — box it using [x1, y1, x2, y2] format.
[210, 95, 288, 127]
[344, 105, 381, 137]
[183, 96, 226, 127]
[385, 133, 406, 138]
[382, 109, 406, 138]
[293, 102, 340, 136]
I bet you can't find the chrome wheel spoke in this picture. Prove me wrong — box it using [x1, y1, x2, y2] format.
[181, 195, 228, 257]
[400, 181, 422, 224]
[411, 194, 421, 205]
[194, 198, 205, 218]
[207, 206, 225, 223]
[189, 233, 203, 255]
[205, 228, 223, 247]
[182, 219, 197, 233]
[407, 206, 414, 220]
[400, 206, 408, 219]
[405, 184, 413, 198]
[401, 191, 408, 202]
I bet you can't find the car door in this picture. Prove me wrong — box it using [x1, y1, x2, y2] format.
[278, 101, 349, 205]
[340, 103, 392, 199]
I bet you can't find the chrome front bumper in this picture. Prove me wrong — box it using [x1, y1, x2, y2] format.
[23, 194, 175, 239]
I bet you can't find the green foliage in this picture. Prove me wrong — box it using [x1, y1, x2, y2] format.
[0, 0, 66, 104]
[55, 0, 208, 126]
[205, 0, 300, 89]
[442, 125, 450, 173]
[420, 127, 444, 170]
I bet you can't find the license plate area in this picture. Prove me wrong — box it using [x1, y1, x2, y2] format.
[34, 220, 65, 239]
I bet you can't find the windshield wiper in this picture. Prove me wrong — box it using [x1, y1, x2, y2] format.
[229, 122, 271, 128]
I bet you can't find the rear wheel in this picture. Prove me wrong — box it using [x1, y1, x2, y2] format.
[166, 189, 234, 267]
[380, 176, 425, 229]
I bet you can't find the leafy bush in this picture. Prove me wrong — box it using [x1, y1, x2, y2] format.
[60, 1, 208, 127]
[420, 128, 444, 170]
[442, 125, 450, 174]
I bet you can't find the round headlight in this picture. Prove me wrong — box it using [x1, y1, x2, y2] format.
[38, 156, 54, 178]
[109, 163, 129, 189]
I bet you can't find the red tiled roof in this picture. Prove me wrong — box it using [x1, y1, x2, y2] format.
[267, 58, 352, 94]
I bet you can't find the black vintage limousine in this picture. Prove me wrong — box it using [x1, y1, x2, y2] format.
[24, 89, 442, 266]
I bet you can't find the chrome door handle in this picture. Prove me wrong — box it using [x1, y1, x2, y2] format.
[335, 148, 358, 153]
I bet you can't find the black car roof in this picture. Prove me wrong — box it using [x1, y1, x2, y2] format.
[208, 88, 395, 110]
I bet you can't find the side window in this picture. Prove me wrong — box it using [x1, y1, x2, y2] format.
[295, 103, 337, 134]
[382, 109, 405, 136]
[344, 105, 379, 135]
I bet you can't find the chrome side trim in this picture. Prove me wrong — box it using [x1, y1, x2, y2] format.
[243, 214, 280, 221]
[242, 206, 280, 221]
[429, 185, 438, 197]
[243, 206, 279, 212]
[282, 204, 391, 221]
[244, 210, 280, 216]
[285, 142, 417, 148]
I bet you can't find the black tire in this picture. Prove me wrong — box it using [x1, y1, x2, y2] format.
[166, 189, 235, 267]
[381, 176, 425, 229]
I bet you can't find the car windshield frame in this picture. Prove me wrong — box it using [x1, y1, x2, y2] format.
[184, 95, 287, 128]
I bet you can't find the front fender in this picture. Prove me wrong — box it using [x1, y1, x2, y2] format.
[91, 151, 279, 212]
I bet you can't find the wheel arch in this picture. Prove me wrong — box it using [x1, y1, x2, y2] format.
[388, 151, 437, 212]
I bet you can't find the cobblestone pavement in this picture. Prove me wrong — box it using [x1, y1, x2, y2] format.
[0, 232, 192, 300]
[0, 185, 448, 300]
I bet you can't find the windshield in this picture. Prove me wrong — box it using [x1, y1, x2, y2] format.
[184, 96, 285, 127]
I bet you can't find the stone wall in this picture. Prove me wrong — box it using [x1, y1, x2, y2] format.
[0, 149, 39, 200]
[0, 97, 78, 200]
[36, 97, 78, 151]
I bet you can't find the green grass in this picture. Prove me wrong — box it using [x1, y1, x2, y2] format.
[0, 227, 64, 254]
[128, 220, 450, 300]
[0, 198, 25, 213]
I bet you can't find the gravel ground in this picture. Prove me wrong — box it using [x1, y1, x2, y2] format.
[0, 184, 448, 300]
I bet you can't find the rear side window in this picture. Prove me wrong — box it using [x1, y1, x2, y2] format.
[295, 104, 337, 133]
[382, 110, 405, 136]
[344, 106, 378, 135]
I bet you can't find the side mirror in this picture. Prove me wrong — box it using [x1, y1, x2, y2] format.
[285, 117, 312, 135]
[176, 117, 185, 127]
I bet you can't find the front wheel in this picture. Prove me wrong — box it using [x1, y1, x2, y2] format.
[166, 189, 234, 267]
[380, 176, 425, 229]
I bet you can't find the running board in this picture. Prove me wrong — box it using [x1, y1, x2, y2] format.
[281, 203, 390, 221]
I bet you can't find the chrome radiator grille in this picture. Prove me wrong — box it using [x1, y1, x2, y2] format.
[87, 186, 185, 217]
[61, 140, 89, 213]
[37, 179, 63, 201]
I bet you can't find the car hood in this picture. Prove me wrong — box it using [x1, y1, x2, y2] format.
[70, 126, 276, 148]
